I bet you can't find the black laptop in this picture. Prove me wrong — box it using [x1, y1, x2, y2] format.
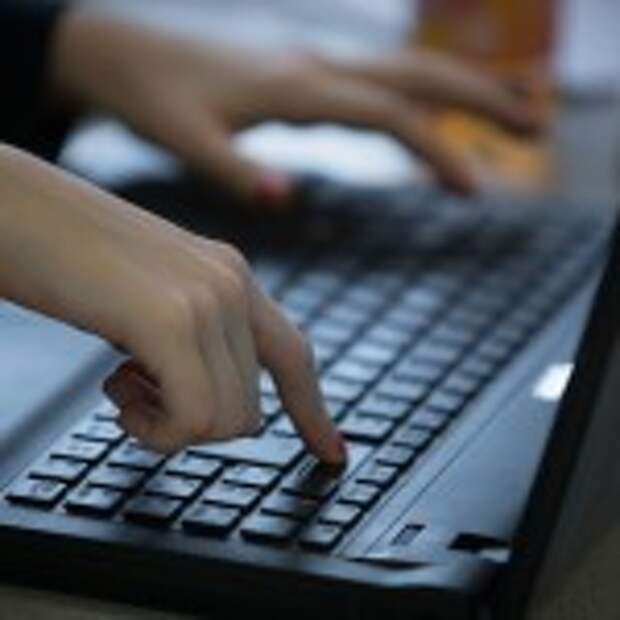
[0, 171, 617, 619]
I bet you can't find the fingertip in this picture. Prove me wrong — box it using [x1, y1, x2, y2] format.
[254, 170, 293, 209]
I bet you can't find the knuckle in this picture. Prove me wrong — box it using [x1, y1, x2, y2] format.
[210, 241, 251, 278]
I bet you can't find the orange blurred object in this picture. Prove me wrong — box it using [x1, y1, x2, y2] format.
[414, 0, 558, 193]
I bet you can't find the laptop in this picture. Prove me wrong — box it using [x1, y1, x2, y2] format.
[0, 167, 617, 619]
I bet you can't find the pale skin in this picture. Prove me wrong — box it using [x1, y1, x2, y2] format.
[0, 8, 541, 464]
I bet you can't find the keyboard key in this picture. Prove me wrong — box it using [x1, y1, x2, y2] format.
[337, 483, 381, 508]
[339, 415, 394, 443]
[222, 464, 280, 490]
[182, 504, 241, 537]
[124, 495, 183, 525]
[108, 443, 164, 471]
[383, 306, 432, 332]
[391, 360, 446, 386]
[192, 436, 303, 469]
[355, 463, 398, 488]
[262, 492, 318, 520]
[425, 391, 466, 416]
[365, 324, 411, 349]
[458, 356, 497, 382]
[73, 420, 125, 443]
[319, 377, 366, 403]
[299, 523, 343, 551]
[65, 485, 123, 516]
[374, 378, 429, 403]
[408, 408, 450, 432]
[355, 394, 410, 422]
[328, 359, 381, 385]
[166, 454, 222, 481]
[309, 321, 357, 346]
[6, 478, 66, 508]
[318, 503, 361, 528]
[375, 445, 416, 469]
[30, 457, 88, 483]
[145, 474, 203, 500]
[347, 343, 395, 367]
[393, 427, 433, 451]
[441, 373, 481, 398]
[88, 465, 145, 491]
[203, 483, 261, 511]
[51, 438, 109, 463]
[241, 514, 298, 544]
[281, 458, 343, 500]
[409, 341, 461, 368]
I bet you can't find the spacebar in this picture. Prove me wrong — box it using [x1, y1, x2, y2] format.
[190, 435, 304, 468]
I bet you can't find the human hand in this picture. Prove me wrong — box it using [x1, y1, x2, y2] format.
[0, 145, 345, 463]
[50, 10, 541, 205]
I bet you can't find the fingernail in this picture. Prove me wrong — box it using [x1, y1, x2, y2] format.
[254, 171, 292, 209]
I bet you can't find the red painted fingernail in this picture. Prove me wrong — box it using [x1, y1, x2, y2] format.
[254, 171, 292, 209]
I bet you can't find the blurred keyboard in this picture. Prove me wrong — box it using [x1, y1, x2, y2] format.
[3, 183, 609, 553]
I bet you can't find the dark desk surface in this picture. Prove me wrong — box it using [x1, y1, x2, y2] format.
[1, 1, 618, 618]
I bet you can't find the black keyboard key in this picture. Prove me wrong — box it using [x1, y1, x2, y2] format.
[391, 360, 446, 386]
[192, 436, 303, 469]
[320, 377, 366, 403]
[73, 420, 125, 443]
[88, 465, 145, 491]
[339, 415, 394, 443]
[108, 443, 164, 471]
[375, 445, 416, 469]
[426, 390, 466, 416]
[337, 483, 381, 508]
[374, 378, 429, 403]
[309, 321, 357, 346]
[329, 359, 382, 385]
[299, 523, 343, 551]
[203, 482, 261, 511]
[223, 464, 279, 490]
[409, 341, 461, 368]
[318, 503, 361, 528]
[355, 463, 398, 488]
[262, 492, 318, 520]
[393, 427, 433, 450]
[347, 342, 395, 367]
[441, 372, 481, 398]
[6, 478, 66, 508]
[51, 438, 109, 463]
[355, 394, 410, 422]
[65, 485, 123, 516]
[166, 454, 222, 481]
[281, 458, 343, 500]
[124, 495, 183, 526]
[145, 474, 203, 500]
[458, 356, 497, 382]
[241, 514, 298, 544]
[182, 504, 241, 537]
[365, 324, 411, 348]
[383, 306, 432, 332]
[408, 408, 450, 432]
[30, 457, 88, 483]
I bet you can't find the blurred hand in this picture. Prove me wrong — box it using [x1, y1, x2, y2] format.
[51, 10, 541, 204]
[0, 145, 346, 463]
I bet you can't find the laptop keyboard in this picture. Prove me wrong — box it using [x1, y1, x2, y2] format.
[2, 186, 609, 554]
